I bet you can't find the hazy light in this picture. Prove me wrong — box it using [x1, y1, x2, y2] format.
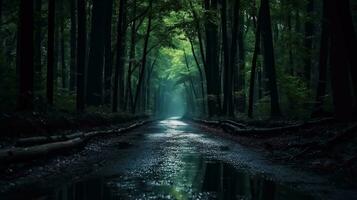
[160, 119, 188, 127]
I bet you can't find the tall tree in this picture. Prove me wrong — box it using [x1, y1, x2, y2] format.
[133, 0, 153, 113]
[205, 0, 221, 116]
[327, 0, 357, 118]
[76, 0, 86, 112]
[260, 0, 281, 117]
[222, 0, 233, 116]
[303, 0, 314, 84]
[60, 0, 67, 88]
[69, 0, 77, 91]
[17, 0, 34, 110]
[113, 0, 127, 112]
[47, 0, 55, 105]
[312, 1, 329, 117]
[103, 0, 113, 105]
[248, 5, 262, 118]
[34, 0, 42, 84]
[86, 0, 108, 106]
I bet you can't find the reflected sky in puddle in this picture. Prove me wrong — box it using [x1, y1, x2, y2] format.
[8, 120, 315, 200]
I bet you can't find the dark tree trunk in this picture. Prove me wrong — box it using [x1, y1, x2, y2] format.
[113, 0, 127, 112]
[86, 0, 107, 106]
[17, 0, 34, 110]
[69, 0, 77, 91]
[222, 0, 233, 116]
[231, 0, 241, 116]
[133, 3, 152, 113]
[205, 0, 221, 117]
[0, 0, 2, 27]
[34, 0, 42, 87]
[60, 0, 66, 89]
[304, 0, 314, 85]
[312, 1, 329, 117]
[237, 12, 245, 113]
[47, 0, 55, 106]
[124, 0, 137, 112]
[248, 6, 262, 118]
[76, 0, 86, 112]
[103, 0, 113, 105]
[327, 0, 357, 119]
[260, 0, 281, 117]
[189, 39, 206, 115]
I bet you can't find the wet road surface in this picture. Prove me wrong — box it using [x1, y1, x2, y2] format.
[3, 119, 357, 199]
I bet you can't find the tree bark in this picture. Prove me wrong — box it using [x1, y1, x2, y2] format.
[260, 0, 281, 117]
[327, 0, 357, 119]
[104, 0, 113, 105]
[60, 0, 66, 89]
[86, 0, 107, 106]
[312, 1, 329, 117]
[46, 0, 55, 106]
[222, 0, 233, 116]
[76, 0, 86, 112]
[303, 0, 314, 85]
[69, 0, 77, 91]
[248, 6, 262, 118]
[34, 0, 42, 88]
[189, 39, 206, 115]
[113, 0, 127, 112]
[133, 2, 153, 113]
[17, 0, 34, 110]
[205, 0, 221, 117]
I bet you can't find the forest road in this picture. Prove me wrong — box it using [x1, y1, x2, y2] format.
[2, 118, 357, 200]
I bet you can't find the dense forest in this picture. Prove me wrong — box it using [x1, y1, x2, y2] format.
[0, 0, 357, 120]
[1, 0, 357, 199]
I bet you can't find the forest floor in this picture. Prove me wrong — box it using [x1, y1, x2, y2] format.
[191, 117, 357, 189]
[1, 118, 357, 199]
[0, 111, 148, 149]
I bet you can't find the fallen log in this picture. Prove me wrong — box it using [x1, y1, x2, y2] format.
[219, 120, 248, 129]
[16, 132, 85, 147]
[0, 138, 86, 163]
[1, 120, 150, 163]
[195, 117, 335, 136]
[15, 120, 149, 147]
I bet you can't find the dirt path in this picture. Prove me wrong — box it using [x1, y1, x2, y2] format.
[1, 119, 356, 199]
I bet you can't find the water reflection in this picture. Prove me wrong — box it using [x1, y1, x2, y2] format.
[45, 159, 312, 200]
[4, 121, 314, 200]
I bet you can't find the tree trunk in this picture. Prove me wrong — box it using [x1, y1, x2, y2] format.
[86, 0, 108, 106]
[113, 0, 127, 112]
[312, 1, 329, 117]
[76, 0, 86, 112]
[104, 0, 113, 105]
[327, 0, 357, 119]
[260, 0, 281, 117]
[303, 0, 314, 85]
[205, 0, 221, 117]
[222, 0, 233, 116]
[34, 0, 42, 89]
[237, 12, 245, 113]
[47, 0, 55, 106]
[189, 39, 206, 115]
[69, 0, 77, 91]
[124, 0, 137, 112]
[248, 6, 262, 118]
[133, 2, 153, 113]
[60, 0, 66, 89]
[17, 0, 34, 111]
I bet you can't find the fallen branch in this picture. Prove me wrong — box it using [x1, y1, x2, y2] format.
[211, 118, 334, 136]
[0, 120, 150, 163]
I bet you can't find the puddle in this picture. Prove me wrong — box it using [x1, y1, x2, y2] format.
[2, 120, 316, 199]
[25, 159, 313, 200]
